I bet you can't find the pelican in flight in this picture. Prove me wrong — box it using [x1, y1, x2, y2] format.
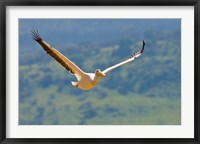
[31, 29, 145, 90]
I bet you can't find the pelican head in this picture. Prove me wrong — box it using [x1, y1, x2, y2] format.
[95, 69, 106, 78]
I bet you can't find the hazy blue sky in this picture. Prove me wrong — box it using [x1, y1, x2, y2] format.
[19, 19, 181, 47]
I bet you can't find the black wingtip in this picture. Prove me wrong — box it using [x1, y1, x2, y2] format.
[141, 40, 145, 54]
[143, 40, 145, 46]
[129, 40, 145, 58]
[31, 28, 42, 42]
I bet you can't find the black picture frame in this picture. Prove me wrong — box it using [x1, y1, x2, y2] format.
[0, 0, 200, 144]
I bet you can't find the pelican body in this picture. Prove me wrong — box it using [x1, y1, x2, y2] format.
[31, 29, 145, 90]
[71, 71, 101, 90]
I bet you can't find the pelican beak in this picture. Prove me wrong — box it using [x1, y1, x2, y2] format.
[97, 71, 106, 78]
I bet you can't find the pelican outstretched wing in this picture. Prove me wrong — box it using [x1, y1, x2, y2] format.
[102, 40, 145, 74]
[31, 29, 85, 80]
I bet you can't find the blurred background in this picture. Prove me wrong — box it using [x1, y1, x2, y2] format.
[19, 19, 181, 125]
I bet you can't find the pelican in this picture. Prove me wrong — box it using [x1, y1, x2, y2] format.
[31, 29, 145, 90]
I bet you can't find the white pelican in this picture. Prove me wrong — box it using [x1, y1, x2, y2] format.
[31, 29, 145, 90]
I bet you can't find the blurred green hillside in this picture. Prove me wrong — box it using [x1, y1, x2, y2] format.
[19, 19, 181, 125]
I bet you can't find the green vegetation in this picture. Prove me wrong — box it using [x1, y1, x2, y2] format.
[19, 87, 181, 125]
